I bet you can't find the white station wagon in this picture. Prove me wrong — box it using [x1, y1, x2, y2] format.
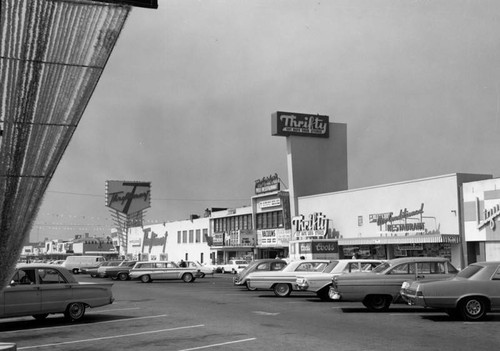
[129, 261, 202, 283]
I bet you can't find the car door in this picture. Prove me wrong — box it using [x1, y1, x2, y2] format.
[415, 261, 452, 282]
[383, 263, 417, 291]
[3, 268, 42, 317]
[38, 268, 73, 314]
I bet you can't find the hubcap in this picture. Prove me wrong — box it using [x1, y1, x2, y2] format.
[466, 300, 481, 315]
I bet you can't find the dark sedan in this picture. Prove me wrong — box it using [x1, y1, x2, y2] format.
[401, 261, 500, 321]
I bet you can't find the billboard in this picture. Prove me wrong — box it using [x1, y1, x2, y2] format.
[272, 111, 329, 138]
[105, 180, 151, 215]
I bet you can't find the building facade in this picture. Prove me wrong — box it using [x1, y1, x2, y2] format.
[296, 173, 493, 269]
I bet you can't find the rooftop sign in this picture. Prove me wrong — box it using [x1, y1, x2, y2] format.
[272, 111, 329, 138]
[105, 180, 151, 215]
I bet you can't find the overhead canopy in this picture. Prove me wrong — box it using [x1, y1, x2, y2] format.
[0, 0, 132, 289]
[338, 234, 461, 246]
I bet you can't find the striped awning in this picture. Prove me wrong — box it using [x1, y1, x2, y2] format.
[338, 234, 461, 246]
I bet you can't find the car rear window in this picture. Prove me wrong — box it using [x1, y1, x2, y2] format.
[456, 264, 483, 278]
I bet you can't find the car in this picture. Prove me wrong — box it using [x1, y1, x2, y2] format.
[220, 260, 249, 274]
[400, 261, 500, 321]
[183, 261, 215, 278]
[129, 261, 203, 283]
[233, 259, 288, 290]
[81, 261, 105, 277]
[246, 259, 331, 297]
[96, 260, 125, 278]
[105, 261, 138, 281]
[0, 264, 114, 322]
[295, 259, 383, 300]
[329, 257, 459, 311]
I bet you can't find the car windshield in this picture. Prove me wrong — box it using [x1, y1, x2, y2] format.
[456, 264, 483, 279]
[322, 261, 340, 273]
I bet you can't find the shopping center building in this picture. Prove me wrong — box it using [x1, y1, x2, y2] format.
[114, 112, 500, 268]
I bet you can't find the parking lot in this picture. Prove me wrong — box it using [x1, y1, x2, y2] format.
[1, 273, 499, 351]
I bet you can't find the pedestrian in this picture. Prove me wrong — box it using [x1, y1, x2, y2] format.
[179, 259, 187, 267]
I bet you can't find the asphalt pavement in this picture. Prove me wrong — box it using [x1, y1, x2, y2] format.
[1, 273, 499, 350]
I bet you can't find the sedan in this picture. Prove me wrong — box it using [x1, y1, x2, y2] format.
[330, 257, 459, 311]
[295, 259, 382, 300]
[401, 261, 500, 321]
[106, 261, 138, 281]
[233, 259, 288, 290]
[246, 260, 330, 297]
[0, 264, 114, 322]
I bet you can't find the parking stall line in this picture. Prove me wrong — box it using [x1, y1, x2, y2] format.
[177, 338, 257, 351]
[0, 314, 168, 334]
[17, 324, 205, 350]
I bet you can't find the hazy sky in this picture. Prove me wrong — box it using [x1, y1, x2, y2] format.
[30, 0, 500, 241]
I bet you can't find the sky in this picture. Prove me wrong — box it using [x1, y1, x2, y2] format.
[30, 0, 500, 242]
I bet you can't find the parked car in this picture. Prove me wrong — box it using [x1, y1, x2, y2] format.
[129, 261, 203, 283]
[81, 261, 105, 278]
[220, 260, 249, 274]
[183, 261, 215, 278]
[296, 259, 383, 300]
[105, 261, 138, 281]
[97, 260, 125, 278]
[400, 261, 500, 321]
[233, 259, 288, 290]
[329, 257, 459, 311]
[61, 255, 106, 274]
[246, 259, 330, 297]
[0, 264, 114, 322]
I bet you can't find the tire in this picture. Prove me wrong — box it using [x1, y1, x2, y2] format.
[90, 273, 97, 278]
[246, 282, 257, 291]
[118, 272, 129, 281]
[140, 275, 151, 283]
[32, 313, 49, 321]
[317, 286, 333, 301]
[274, 283, 292, 297]
[363, 295, 392, 312]
[182, 273, 194, 283]
[64, 302, 86, 322]
[459, 297, 487, 321]
[72, 268, 79, 274]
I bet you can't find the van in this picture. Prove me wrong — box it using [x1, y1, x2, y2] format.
[61, 255, 106, 274]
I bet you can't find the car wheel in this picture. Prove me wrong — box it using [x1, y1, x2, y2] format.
[118, 272, 129, 281]
[363, 295, 392, 312]
[182, 273, 194, 283]
[72, 268, 79, 274]
[317, 286, 333, 301]
[140, 275, 151, 283]
[32, 313, 49, 321]
[246, 282, 257, 291]
[274, 283, 292, 297]
[64, 302, 86, 322]
[459, 297, 487, 321]
[90, 273, 97, 278]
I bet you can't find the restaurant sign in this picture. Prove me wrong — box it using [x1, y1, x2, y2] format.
[272, 111, 329, 138]
[255, 173, 280, 194]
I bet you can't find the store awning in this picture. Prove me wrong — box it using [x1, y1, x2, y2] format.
[338, 234, 460, 246]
